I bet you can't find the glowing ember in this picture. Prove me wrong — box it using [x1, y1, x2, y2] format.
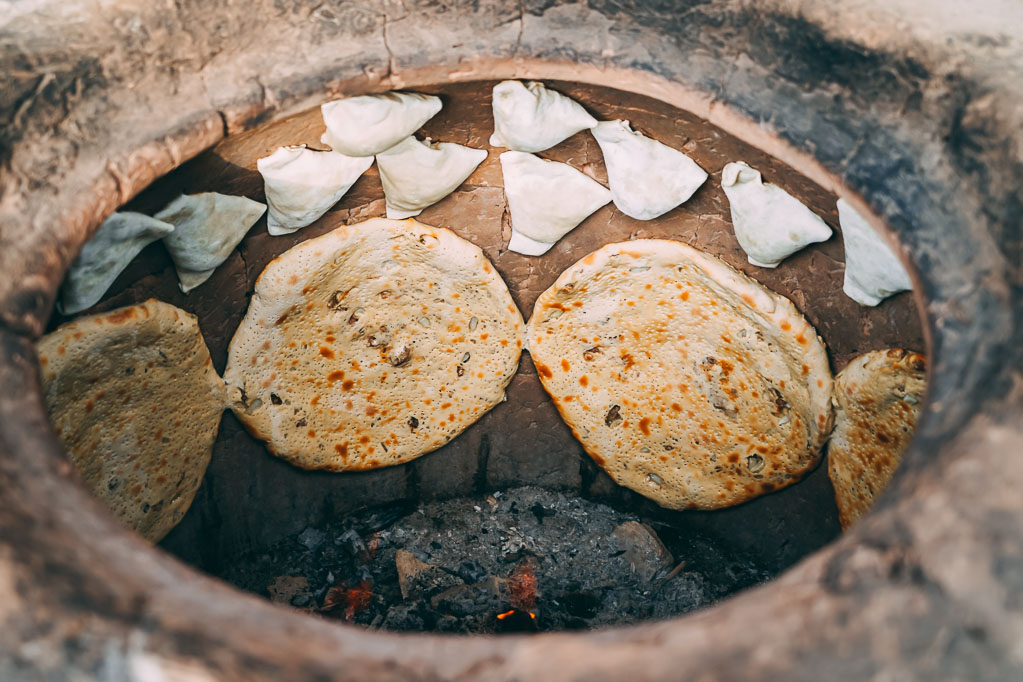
[508, 558, 539, 610]
[320, 579, 373, 621]
[496, 609, 536, 621]
[223, 487, 768, 633]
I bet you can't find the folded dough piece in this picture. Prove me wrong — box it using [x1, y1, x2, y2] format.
[591, 120, 708, 220]
[58, 212, 174, 315]
[721, 161, 832, 268]
[490, 80, 597, 153]
[156, 193, 266, 293]
[837, 198, 913, 306]
[501, 151, 611, 256]
[257, 145, 373, 235]
[321, 91, 442, 157]
[376, 136, 487, 219]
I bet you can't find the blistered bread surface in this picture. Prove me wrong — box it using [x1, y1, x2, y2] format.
[828, 348, 926, 529]
[38, 300, 225, 542]
[224, 217, 523, 471]
[526, 239, 833, 510]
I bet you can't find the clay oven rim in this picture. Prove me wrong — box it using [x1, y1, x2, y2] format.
[2, 1, 1021, 679]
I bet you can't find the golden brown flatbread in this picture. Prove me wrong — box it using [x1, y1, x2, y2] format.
[37, 300, 225, 542]
[526, 239, 834, 510]
[828, 349, 926, 529]
[224, 217, 523, 471]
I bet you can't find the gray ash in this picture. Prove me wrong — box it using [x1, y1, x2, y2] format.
[217, 487, 769, 633]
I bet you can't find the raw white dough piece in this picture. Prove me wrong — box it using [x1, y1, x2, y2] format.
[837, 198, 913, 306]
[721, 161, 832, 268]
[156, 193, 266, 293]
[376, 136, 487, 219]
[320, 92, 442, 157]
[500, 151, 611, 256]
[58, 212, 175, 315]
[489, 80, 597, 153]
[257, 145, 373, 235]
[591, 120, 709, 220]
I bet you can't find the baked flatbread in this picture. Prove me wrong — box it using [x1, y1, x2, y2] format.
[526, 240, 834, 509]
[37, 300, 225, 542]
[721, 161, 832, 268]
[837, 198, 913, 306]
[224, 217, 523, 471]
[590, 120, 707, 220]
[828, 349, 926, 529]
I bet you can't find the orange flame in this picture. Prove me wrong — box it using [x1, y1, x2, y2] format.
[496, 609, 536, 621]
[320, 580, 373, 621]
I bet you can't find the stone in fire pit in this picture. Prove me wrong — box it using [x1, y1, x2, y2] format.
[219, 487, 769, 633]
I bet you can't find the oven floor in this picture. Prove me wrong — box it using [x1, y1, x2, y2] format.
[216, 487, 769, 633]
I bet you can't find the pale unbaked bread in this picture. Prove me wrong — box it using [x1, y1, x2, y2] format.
[320, 91, 442, 157]
[526, 239, 834, 510]
[224, 217, 523, 471]
[37, 300, 226, 542]
[376, 136, 487, 219]
[721, 161, 832, 268]
[257, 145, 373, 235]
[489, 80, 597, 153]
[590, 120, 707, 221]
[500, 151, 611, 256]
[156, 192, 266, 292]
[828, 349, 926, 529]
[58, 212, 175, 315]
[837, 198, 913, 306]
